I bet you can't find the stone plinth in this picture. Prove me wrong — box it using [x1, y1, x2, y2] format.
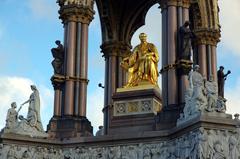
[1, 115, 239, 159]
[108, 85, 162, 135]
[47, 116, 93, 139]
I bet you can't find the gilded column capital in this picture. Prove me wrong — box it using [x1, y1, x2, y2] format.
[193, 29, 221, 46]
[101, 41, 131, 58]
[59, 4, 95, 24]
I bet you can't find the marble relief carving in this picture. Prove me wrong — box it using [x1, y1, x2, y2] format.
[1, 128, 239, 159]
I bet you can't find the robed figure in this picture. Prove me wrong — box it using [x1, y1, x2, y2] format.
[179, 21, 193, 61]
[120, 33, 159, 87]
[217, 66, 231, 98]
[21, 85, 44, 131]
[51, 40, 64, 75]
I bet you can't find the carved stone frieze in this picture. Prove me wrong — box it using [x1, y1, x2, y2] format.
[1, 127, 240, 159]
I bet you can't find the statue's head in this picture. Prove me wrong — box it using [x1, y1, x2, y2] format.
[55, 40, 61, 45]
[30, 85, 37, 91]
[184, 21, 190, 27]
[193, 65, 200, 71]
[139, 33, 147, 43]
[220, 66, 224, 71]
[11, 102, 17, 108]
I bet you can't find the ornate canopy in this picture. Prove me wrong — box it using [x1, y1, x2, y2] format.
[96, 0, 158, 45]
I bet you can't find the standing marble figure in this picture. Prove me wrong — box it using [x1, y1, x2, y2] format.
[217, 66, 231, 98]
[21, 85, 44, 131]
[179, 21, 193, 60]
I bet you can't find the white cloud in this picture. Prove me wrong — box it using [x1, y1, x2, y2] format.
[219, 0, 240, 56]
[27, 0, 58, 20]
[87, 88, 104, 134]
[0, 76, 53, 131]
[225, 77, 240, 116]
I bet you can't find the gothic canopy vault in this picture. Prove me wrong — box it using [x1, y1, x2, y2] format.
[96, 0, 220, 48]
[96, 0, 158, 46]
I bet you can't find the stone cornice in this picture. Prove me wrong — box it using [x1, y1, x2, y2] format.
[159, 0, 190, 8]
[59, 5, 95, 24]
[193, 29, 221, 46]
[101, 41, 131, 58]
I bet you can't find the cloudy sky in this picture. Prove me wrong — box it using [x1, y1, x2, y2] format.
[0, 0, 239, 133]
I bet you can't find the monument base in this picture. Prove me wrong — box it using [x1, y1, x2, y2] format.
[0, 115, 239, 159]
[47, 116, 93, 139]
[108, 84, 162, 135]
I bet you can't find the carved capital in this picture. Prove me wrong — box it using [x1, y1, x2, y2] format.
[193, 29, 221, 46]
[59, 5, 95, 24]
[51, 75, 65, 90]
[182, 0, 190, 8]
[101, 41, 131, 58]
[167, 0, 178, 6]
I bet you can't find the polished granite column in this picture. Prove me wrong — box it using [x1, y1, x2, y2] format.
[101, 42, 131, 134]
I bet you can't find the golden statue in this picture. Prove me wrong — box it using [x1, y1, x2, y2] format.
[121, 33, 159, 88]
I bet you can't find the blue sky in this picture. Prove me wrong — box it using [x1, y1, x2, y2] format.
[0, 0, 239, 133]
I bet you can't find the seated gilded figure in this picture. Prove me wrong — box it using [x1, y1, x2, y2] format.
[120, 33, 159, 88]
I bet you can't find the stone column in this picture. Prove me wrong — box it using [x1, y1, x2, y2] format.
[47, 0, 95, 139]
[207, 45, 212, 79]
[64, 21, 76, 116]
[161, 4, 168, 107]
[167, 3, 178, 106]
[198, 44, 207, 78]
[78, 23, 89, 117]
[54, 90, 61, 116]
[211, 45, 217, 81]
[51, 78, 64, 117]
[58, 1, 94, 117]
[179, 0, 190, 104]
[101, 42, 131, 134]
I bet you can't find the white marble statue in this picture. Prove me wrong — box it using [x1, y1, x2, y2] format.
[178, 66, 229, 125]
[20, 85, 43, 131]
[205, 76, 218, 112]
[5, 102, 18, 130]
[189, 65, 207, 110]
[2, 85, 48, 138]
[216, 96, 226, 113]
